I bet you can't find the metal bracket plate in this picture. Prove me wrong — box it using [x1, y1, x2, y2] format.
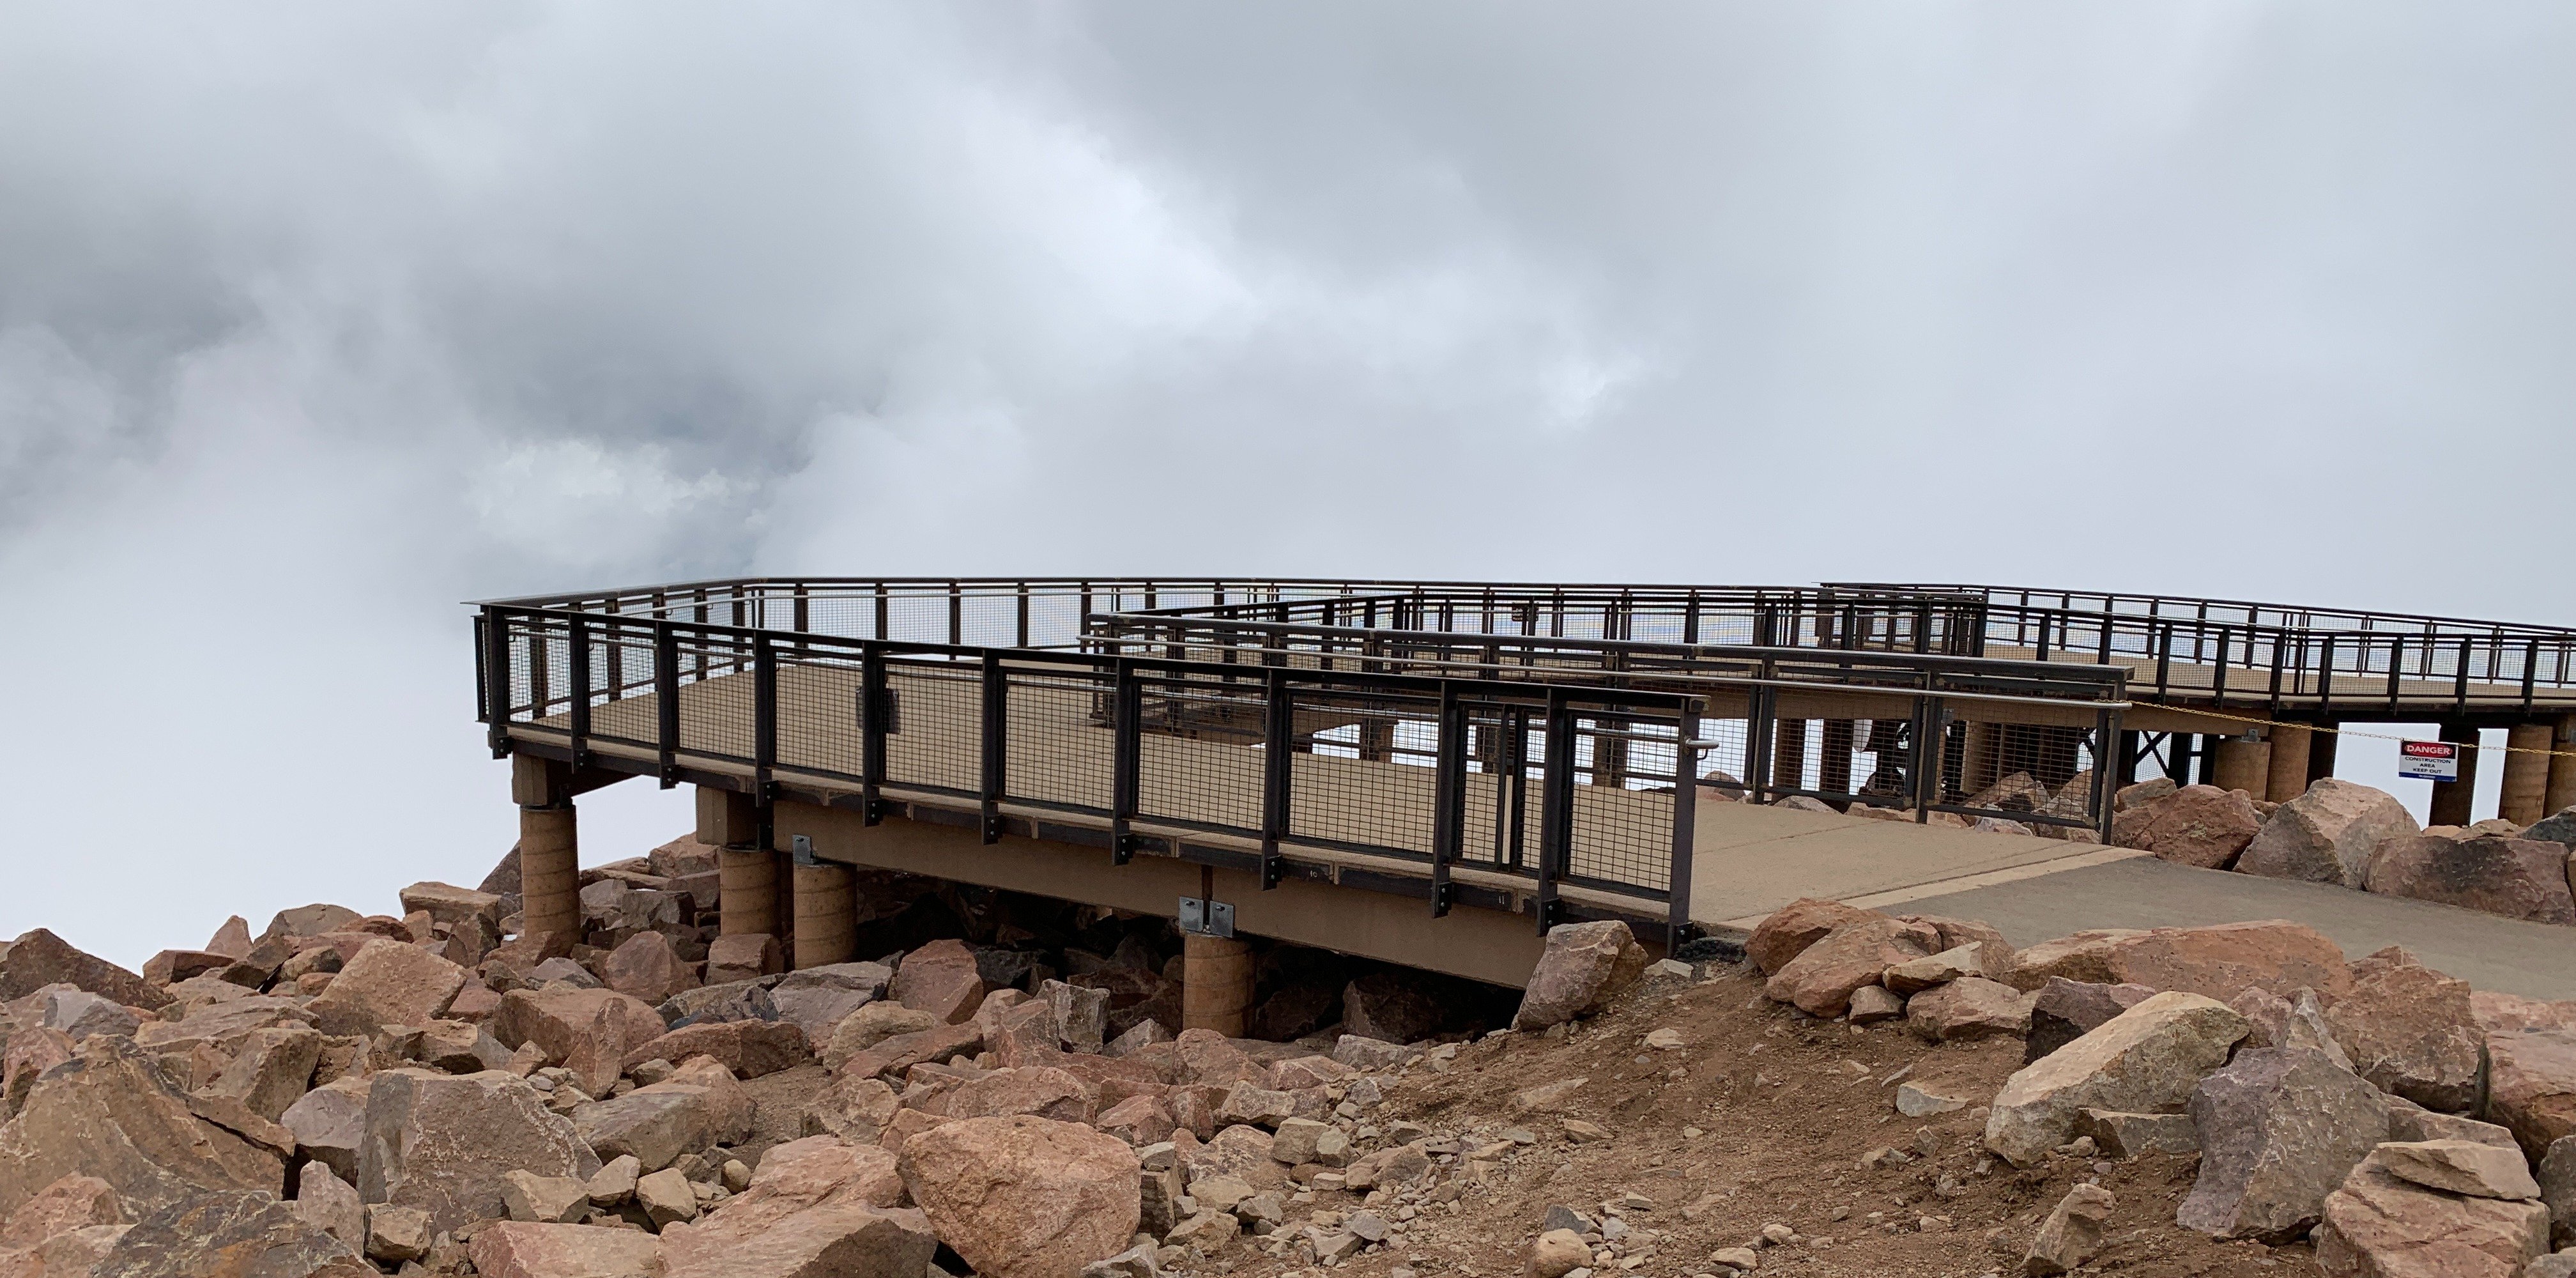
[1177, 896, 1235, 938]
[790, 834, 818, 867]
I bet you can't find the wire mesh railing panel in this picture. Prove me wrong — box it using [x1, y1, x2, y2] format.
[670, 634, 756, 762]
[1133, 673, 1268, 835]
[585, 625, 661, 748]
[880, 659, 983, 796]
[1285, 691, 1442, 858]
[1562, 711, 1679, 895]
[1691, 715, 1753, 798]
[1944, 720, 2103, 829]
[1002, 669, 1116, 813]
[1457, 705, 1529, 872]
[773, 651, 866, 781]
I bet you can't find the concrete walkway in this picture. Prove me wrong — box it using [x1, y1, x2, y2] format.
[1891, 854, 2576, 1002]
[1690, 796, 2576, 1001]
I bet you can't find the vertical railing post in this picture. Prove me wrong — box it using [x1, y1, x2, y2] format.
[1259, 667, 1291, 889]
[1503, 705, 1529, 869]
[1745, 665, 1777, 805]
[948, 581, 964, 647]
[1910, 693, 1940, 821]
[873, 583, 890, 642]
[979, 651, 1005, 843]
[1016, 583, 1031, 649]
[752, 632, 776, 802]
[1110, 660, 1140, 863]
[2318, 634, 2336, 716]
[1666, 695, 1700, 946]
[605, 599, 624, 702]
[654, 621, 679, 787]
[1430, 682, 1465, 918]
[859, 646, 888, 824]
[567, 615, 592, 768]
[483, 606, 513, 757]
[2092, 706, 2120, 841]
[1535, 687, 1575, 933]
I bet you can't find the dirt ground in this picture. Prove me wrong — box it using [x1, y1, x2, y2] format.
[1223, 961, 2322, 1278]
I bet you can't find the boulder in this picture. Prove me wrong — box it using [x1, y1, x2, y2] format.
[1182, 1124, 1289, 1192]
[622, 1019, 809, 1080]
[572, 1059, 753, 1171]
[771, 986, 873, 1046]
[600, 932, 699, 1007]
[1848, 985, 1904, 1024]
[1040, 980, 1112, 1054]
[2320, 947, 2485, 1112]
[2384, 1094, 2518, 1148]
[0, 930, 171, 1012]
[899, 1115, 1142, 1278]
[2024, 980, 2158, 1064]
[1745, 898, 1882, 976]
[1985, 991, 2249, 1166]
[2368, 835, 2576, 924]
[280, 1076, 372, 1182]
[18, 986, 140, 1042]
[205, 916, 255, 959]
[398, 882, 504, 932]
[490, 987, 670, 1097]
[801, 1074, 900, 1144]
[647, 835, 722, 879]
[2316, 1161, 2550, 1278]
[412, 1017, 513, 1074]
[197, 1024, 324, 1121]
[1331, 1035, 1418, 1070]
[944, 1066, 1095, 1124]
[891, 940, 987, 1025]
[832, 1023, 983, 1083]
[2177, 1048, 2389, 1240]
[0, 1036, 282, 1220]
[705, 934, 786, 985]
[500, 1170, 592, 1224]
[2022, 1183, 2113, 1277]
[661, 1137, 927, 1278]
[357, 1069, 601, 1234]
[88, 1187, 369, 1277]
[2115, 776, 2178, 810]
[266, 904, 364, 942]
[2005, 920, 2352, 1003]
[1526, 1228, 1590, 1278]
[659, 980, 779, 1029]
[306, 939, 465, 1038]
[365, 1206, 429, 1265]
[0, 1174, 125, 1250]
[1883, 943, 1998, 995]
[2370, 1139, 2543, 1201]
[1763, 918, 1939, 1017]
[2110, 785, 2261, 868]
[468, 1222, 666, 1278]
[1906, 977, 2030, 1042]
[2490, 1029, 2576, 1160]
[1094, 1095, 1177, 1147]
[824, 1004, 940, 1067]
[141, 949, 233, 987]
[2237, 779, 2422, 888]
[1342, 973, 1444, 1045]
[2543, 1136, 2576, 1249]
[1510, 921, 1646, 1031]
[2480, 994, 2576, 1038]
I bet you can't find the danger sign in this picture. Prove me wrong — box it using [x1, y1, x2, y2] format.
[2397, 740, 2460, 782]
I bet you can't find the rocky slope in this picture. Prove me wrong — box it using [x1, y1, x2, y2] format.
[2, 826, 2575, 1278]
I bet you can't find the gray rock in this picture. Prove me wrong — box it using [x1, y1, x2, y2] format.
[2370, 1139, 2543, 1201]
[2023, 1183, 2113, 1276]
[2023, 978, 2158, 1065]
[657, 979, 778, 1028]
[91, 1188, 364, 1277]
[2384, 1093, 2519, 1149]
[1986, 992, 2247, 1167]
[2177, 1048, 2388, 1241]
[358, 1069, 600, 1234]
[2542, 1135, 2576, 1249]
[2237, 778, 2421, 888]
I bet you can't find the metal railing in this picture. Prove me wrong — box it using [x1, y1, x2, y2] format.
[1086, 612, 2129, 834]
[477, 601, 1708, 937]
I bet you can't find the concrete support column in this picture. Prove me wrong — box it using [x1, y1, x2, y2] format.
[1770, 720, 1808, 793]
[2209, 734, 2272, 796]
[2427, 722, 2481, 828]
[2549, 715, 2576, 819]
[1818, 721, 1856, 800]
[792, 862, 855, 969]
[1181, 933, 1253, 1036]
[2306, 725, 2340, 787]
[2500, 723, 2554, 826]
[518, 805, 580, 945]
[2264, 725, 2313, 803]
[719, 848, 779, 938]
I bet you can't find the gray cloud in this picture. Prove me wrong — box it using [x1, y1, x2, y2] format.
[4, 3, 2572, 962]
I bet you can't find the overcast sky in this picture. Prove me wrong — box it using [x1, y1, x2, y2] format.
[4, 4, 2571, 966]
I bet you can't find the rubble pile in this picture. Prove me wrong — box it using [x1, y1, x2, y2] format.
[1, 797, 2573, 1278]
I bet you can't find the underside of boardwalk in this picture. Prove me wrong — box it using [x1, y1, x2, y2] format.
[475, 576, 2576, 1006]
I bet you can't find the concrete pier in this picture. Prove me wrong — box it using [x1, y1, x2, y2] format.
[2209, 734, 2271, 797]
[2428, 722, 2481, 828]
[1181, 934, 1253, 1036]
[2264, 724, 2312, 803]
[2501, 723, 2554, 826]
[2550, 715, 2576, 819]
[792, 861, 856, 969]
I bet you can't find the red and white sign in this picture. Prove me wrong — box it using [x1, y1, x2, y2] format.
[2397, 740, 2460, 782]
